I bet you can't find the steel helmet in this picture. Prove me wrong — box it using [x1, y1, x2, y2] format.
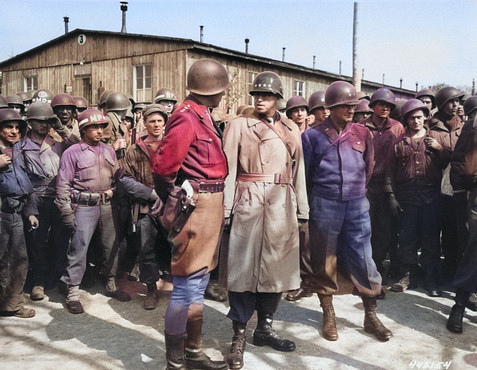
[369, 88, 396, 109]
[51, 93, 76, 108]
[354, 99, 373, 114]
[463, 96, 477, 116]
[0, 108, 28, 135]
[356, 91, 370, 101]
[435, 87, 465, 110]
[154, 88, 178, 103]
[390, 99, 409, 122]
[187, 59, 230, 96]
[78, 108, 108, 131]
[105, 92, 131, 112]
[0, 95, 7, 109]
[32, 89, 55, 104]
[74, 96, 88, 111]
[142, 104, 168, 123]
[324, 81, 359, 109]
[98, 90, 114, 110]
[132, 102, 147, 112]
[6, 95, 24, 107]
[250, 71, 283, 99]
[27, 102, 55, 121]
[285, 96, 309, 118]
[16, 91, 32, 104]
[415, 89, 436, 110]
[308, 91, 326, 112]
[400, 99, 429, 122]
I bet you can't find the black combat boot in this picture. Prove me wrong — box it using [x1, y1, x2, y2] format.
[446, 288, 470, 334]
[252, 313, 295, 352]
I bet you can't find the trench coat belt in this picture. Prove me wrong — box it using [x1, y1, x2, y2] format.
[237, 173, 291, 184]
[189, 181, 225, 193]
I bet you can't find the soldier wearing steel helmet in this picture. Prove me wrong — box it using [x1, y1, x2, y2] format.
[153, 88, 178, 117]
[223, 71, 309, 369]
[285, 95, 309, 133]
[308, 90, 330, 127]
[429, 86, 465, 287]
[302, 81, 392, 343]
[360, 88, 404, 282]
[0, 109, 39, 319]
[385, 99, 449, 297]
[55, 108, 131, 315]
[116, 104, 173, 311]
[102, 92, 131, 160]
[151, 59, 229, 370]
[20, 102, 80, 301]
[50, 93, 80, 140]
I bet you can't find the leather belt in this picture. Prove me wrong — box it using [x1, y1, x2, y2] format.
[71, 190, 112, 206]
[237, 173, 291, 184]
[189, 181, 225, 193]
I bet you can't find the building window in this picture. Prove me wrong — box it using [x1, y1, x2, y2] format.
[133, 65, 152, 102]
[24, 75, 38, 91]
[293, 80, 305, 97]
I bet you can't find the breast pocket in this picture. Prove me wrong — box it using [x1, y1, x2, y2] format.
[196, 133, 216, 165]
[77, 156, 97, 181]
[352, 140, 366, 153]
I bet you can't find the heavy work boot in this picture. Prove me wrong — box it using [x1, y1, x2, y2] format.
[446, 288, 470, 334]
[252, 313, 295, 352]
[318, 294, 338, 341]
[165, 332, 187, 370]
[185, 304, 227, 370]
[362, 296, 392, 341]
[227, 321, 246, 370]
[143, 283, 158, 310]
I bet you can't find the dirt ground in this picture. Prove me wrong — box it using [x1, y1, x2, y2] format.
[1, 275, 476, 370]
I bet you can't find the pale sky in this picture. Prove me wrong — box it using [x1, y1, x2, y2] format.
[1, 0, 476, 92]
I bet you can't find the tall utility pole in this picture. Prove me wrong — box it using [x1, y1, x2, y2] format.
[352, 2, 361, 91]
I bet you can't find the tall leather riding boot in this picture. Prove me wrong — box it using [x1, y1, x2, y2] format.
[227, 321, 246, 370]
[165, 332, 187, 370]
[318, 294, 338, 341]
[252, 312, 296, 352]
[362, 296, 392, 341]
[185, 304, 228, 370]
[446, 288, 470, 333]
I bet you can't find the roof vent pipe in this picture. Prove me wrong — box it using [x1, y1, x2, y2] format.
[245, 38, 249, 53]
[120, 1, 128, 34]
[64, 17, 69, 34]
[200, 25, 204, 42]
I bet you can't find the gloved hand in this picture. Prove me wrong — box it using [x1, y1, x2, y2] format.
[48, 116, 64, 131]
[387, 193, 403, 218]
[62, 213, 77, 233]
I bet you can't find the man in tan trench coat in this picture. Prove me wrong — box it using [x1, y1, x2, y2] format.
[223, 71, 309, 370]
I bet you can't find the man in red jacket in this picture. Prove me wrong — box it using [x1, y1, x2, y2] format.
[152, 59, 229, 370]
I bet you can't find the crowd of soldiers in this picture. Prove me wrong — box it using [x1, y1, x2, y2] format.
[0, 59, 477, 370]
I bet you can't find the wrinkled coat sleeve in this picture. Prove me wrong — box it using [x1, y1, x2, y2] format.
[223, 118, 242, 218]
[290, 126, 309, 220]
[120, 146, 155, 202]
[450, 119, 477, 191]
[54, 149, 75, 218]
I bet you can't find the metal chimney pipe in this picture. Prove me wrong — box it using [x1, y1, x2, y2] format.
[313, 55, 316, 69]
[200, 25, 204, 42]
[120, 1, 128, 34]
[282, 47, 286, 62]
[245, 38, 249, 53]
[64, 17, 69, 34]
[400, 78, 403, 89]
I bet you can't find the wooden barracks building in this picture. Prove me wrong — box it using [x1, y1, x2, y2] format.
[0, 28, 415, 114]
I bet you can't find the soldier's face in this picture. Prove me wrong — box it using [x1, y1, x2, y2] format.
[82, 124, 105, 144]
[0, 121, 20, 146]
[290, 107, 308, 125]
[54, 106, 74, 124]
[29, 119, 50, 136]
[330, 104, 355, 125]
[254, 93, 278, 117]
[144, 113, 165, 139]
[406, 110, 426, 134]
[373, 102, 393, 119]
[313, 107, 330, 123]
[418, 97, 433, 112]
[157, 100, 175, 114]
[442, 98, 459, 116]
